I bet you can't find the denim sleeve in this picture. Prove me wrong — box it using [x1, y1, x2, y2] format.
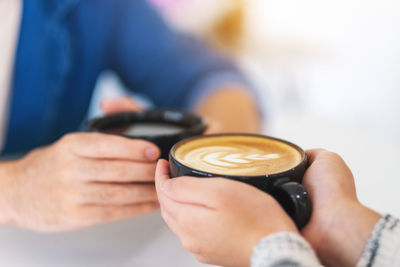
[106, 0, 257, 110]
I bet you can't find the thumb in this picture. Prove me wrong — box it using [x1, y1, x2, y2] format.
[101, 96, 144, 115]
[155, 159, 173, 198]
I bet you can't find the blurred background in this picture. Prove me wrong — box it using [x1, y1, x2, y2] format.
[1, 1, 399, 267]
[91, 0, 400, 216]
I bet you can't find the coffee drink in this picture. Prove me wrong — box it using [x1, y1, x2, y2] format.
[174, 135, 302, 176]
[170, 134, 311, 229]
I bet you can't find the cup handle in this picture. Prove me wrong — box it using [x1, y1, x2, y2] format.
[270, 178, 312, 229]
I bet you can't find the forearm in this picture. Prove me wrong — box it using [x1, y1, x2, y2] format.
[194, 86, 262, 134]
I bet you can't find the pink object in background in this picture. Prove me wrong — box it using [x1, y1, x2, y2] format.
[148, 0, 230, 34]
[149, 0, 185, 11]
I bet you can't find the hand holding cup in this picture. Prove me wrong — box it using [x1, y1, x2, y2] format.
[155, 159, 298, 267]
[0, 132, 161, 232]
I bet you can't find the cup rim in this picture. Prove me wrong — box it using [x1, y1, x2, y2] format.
[170, 133, 307, 178]
[86, 109, 207, 139]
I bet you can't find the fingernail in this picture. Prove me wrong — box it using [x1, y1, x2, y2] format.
[145, 147, 160, 161]
[163, 179, 173, 192]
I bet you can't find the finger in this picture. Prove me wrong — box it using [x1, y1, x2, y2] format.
[101, 96, 144, 114]
[77, 158, 156, 183]
[156, 160, 247, 208]
[155, 159, 171, 195]
[306, 149, 329, 164]
[306, 149, 348, 169]
[155, 160, 180, 231]
[78, 183, 158, 205]
[155, 161, 197, 234]
[66, 133, 160, 161]
[159, 197, 181, 235]
[161, 176, 231, 209]
[159, 194, 210, 237]
[79, 203, 160, 226]
[303, 149, 356, 199]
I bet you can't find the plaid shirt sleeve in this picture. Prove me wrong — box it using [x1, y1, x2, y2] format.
[251, 232, 322, 267]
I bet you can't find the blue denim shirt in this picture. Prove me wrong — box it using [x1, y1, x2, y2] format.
[3, 0, 249, 155]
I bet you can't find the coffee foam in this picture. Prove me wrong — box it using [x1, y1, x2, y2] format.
[174, 135, 302, 176]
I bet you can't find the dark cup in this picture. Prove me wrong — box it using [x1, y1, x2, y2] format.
[87, 109, 207, 159]
[169, 134, 312, 229]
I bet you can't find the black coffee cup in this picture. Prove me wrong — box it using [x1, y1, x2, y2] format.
[169, 134, 312, 229]
[87, 109, 207, 159]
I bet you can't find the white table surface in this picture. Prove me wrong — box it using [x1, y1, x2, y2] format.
[0, 212, 211, 267]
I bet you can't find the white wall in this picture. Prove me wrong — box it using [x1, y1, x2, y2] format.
[245, 0, 400, 142]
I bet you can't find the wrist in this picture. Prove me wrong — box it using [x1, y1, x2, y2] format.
[316, 201, 381, 267]
[0, 161, 18, 225]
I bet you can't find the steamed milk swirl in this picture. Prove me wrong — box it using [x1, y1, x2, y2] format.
[174, 136, 302, 176]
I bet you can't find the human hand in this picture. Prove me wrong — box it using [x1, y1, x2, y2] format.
[101, 96, 144, 114]
[155, 160, 298, 267]
[301, 149, 380, 267]
[203, 117, 223, 135]
[194, 88, 262, 134]
[0, 133, 160, 232]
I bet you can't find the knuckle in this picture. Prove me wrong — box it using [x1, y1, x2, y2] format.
[326, 151, 340, 159]
[58, 133, 82, 153]
[60, 133, 77, 145]
[312, 148, 327, 153]
[60, 162, 80, 181]
[324, 151, 346, 165]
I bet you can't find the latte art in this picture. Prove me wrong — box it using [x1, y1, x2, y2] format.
[187, 148, 280, 168]
[174, 135, 302, 176]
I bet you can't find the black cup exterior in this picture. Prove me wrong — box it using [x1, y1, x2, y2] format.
[87, 109, 207, 159]
[169, 134, 311, 228]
